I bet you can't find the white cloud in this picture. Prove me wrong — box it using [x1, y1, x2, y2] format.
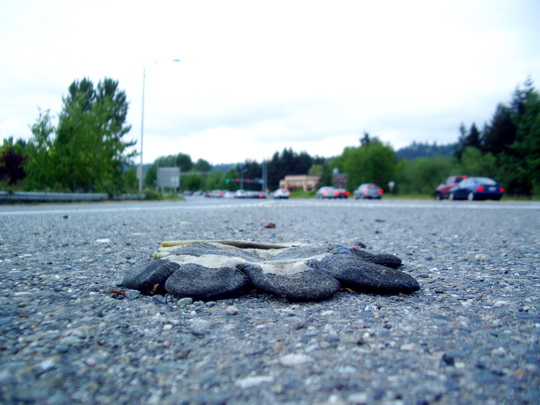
[1, 0, 539, 164]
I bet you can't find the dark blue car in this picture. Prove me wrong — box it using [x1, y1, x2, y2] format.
[449, 177, 504, 201]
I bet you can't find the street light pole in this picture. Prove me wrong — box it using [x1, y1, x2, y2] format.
[139, 59, 180, 192]
[138, 68, 147, 192]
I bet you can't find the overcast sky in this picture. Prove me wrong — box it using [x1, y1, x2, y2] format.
[1, 0, 539, 165]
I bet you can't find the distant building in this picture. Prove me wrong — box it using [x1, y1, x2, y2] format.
[279, 175, 320, 191]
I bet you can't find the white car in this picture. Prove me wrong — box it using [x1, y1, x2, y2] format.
[273, 189, 290, 199]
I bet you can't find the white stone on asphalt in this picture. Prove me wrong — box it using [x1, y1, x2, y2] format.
[280, 353, 314, 366]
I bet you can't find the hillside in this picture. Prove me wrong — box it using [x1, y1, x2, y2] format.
[396, 141, 456, 160]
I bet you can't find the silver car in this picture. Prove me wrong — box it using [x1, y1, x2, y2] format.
[273, 189, 290, 199]
[316, 186, 340, 199]
[354, 183, 383, 199]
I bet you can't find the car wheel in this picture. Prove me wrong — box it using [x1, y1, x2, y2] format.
[436, 193, 443, 201]
[467, 192, 475, 201]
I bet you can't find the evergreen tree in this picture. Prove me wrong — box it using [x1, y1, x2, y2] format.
[455, 123, 481, 160]
[360, 131, 371, 146]
[237, 159, 262, 188]
[511, 89, 540, 195]
[481, 104, 516, 155]
[296, 152, 313, 174]
[494, 78, 539, 196]
[396, 141, 456, 160]
[510, 76, 534, 117]
[267, 148, 315, 189]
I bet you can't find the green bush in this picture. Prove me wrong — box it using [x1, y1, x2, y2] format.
[143, 189, 162, 200]
[290, 189, 316, 199]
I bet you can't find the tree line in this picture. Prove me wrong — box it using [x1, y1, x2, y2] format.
[393, 78, 539, 196]
[135, 149, 326, 193]
[1, 77, 538, 197]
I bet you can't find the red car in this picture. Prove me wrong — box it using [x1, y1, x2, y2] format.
[335, 188, 350, 199]
[436, 176, 467, 200]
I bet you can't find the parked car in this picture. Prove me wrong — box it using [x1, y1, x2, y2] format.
[449, 177, 504, 201]
[436, 175, 467, 200]
[223, 191, 236, 198]
[245, 191, 267, 199]
[316, 186, 340, 199]
[335, 188, 350, 199]
[234, 189, 248, 198]
[208, 190, 225, 198]
[272, 189, 290, 199]
[354, 183, 383, 199]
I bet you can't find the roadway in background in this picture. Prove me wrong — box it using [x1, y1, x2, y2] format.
[1, 197, 539, 216]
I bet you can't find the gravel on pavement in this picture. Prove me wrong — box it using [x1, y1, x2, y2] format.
[0, 200, 539, 405]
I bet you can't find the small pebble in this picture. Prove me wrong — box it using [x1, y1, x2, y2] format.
[226, 305, 238, 315]
[177, 297, 193, 307]
[280, 354, 314, 366]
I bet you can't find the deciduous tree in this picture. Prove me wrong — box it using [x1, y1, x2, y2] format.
[28, 78, 135, 193]
[395, 156, 454, 195]
[25, 108, 55, 189]
[341, 138, 396, 191]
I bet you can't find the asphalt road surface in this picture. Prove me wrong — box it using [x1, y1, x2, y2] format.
[1, 198, 539, 404]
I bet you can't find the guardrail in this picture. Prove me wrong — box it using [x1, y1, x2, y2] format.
[0, 191, 145, 203]
[112, 194, 146, 201]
